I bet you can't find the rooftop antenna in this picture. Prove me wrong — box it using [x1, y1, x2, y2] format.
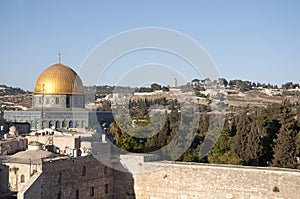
[58, 53, 61, 64]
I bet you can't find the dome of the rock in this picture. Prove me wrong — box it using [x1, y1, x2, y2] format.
[34, 63, 83, 95]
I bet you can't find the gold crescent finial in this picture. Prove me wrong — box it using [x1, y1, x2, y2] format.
[58, 53, 61, 64]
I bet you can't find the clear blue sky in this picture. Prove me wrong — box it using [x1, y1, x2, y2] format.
[0, 0, 299, 91]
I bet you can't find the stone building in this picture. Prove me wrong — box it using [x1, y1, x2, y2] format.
[1, 142, 58, 193]
[0, 138, 27, 155]
[0, 142, 114, 199]
[4, 57, 113, 130]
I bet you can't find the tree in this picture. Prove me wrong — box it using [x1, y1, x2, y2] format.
[191, 79, 200, 86]
[272, 101, 298, 168]
[208, 127, 242, 165]
[218, 78, 228, 87]
[245, 117, 265, 165]
[282, 82, 293, 90]
[162, 86, 169, 92]
[232, 108, 252, 164]
[151, 83, 162, 91]
[97, 100, 112, 111]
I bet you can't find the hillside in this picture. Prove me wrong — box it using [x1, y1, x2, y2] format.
[0, 84, 32, 109]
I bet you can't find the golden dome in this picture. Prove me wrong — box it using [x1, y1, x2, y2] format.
[34, 63, 83, 95]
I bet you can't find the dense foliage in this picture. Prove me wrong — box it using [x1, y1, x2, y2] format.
[108, 98, 300, 169]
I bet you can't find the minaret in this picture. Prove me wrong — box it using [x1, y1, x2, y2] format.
[173, 78, 178, 88]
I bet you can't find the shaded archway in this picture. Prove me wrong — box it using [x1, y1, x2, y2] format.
[49, 121, 54, 128]
[75, 121, 80, 128]
[69, 121, 73, 128]
[81, 121, 86, 128]
[55, 121, 60, 128]
[62, 120, 67, 128]
[42, 121, 47, 128]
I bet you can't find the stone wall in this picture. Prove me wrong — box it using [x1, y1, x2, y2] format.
[0, 162, 9, 193]
[16, 155, 113, 199]
[0, 138, 27, 155]
[17, 172, 42, 199]
[3, 162, 40, 192]
[113, 167, 136, 199]
[41, 155, 113, 199]
[132, 161, 300, 199]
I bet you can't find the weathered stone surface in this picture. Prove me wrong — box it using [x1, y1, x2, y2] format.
[131, 162, 300, 199]
[15, 155, 113, 199]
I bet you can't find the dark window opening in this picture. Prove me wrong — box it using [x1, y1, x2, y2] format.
[57, 192, 61, 199]
[105, 184, 108, 194]
[69, 121, 73, 128]
[66, 96, 70, 107]
[75, 190, 79, 199]
[20, 174, 25, 183]
[58, 172, 61, 183]
[89, 186, 94, 197]
[82, 166, 86, 176]
[104, 166, 107, 175]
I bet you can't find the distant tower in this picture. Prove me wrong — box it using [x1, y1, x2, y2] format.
[173, 78, 178, 88]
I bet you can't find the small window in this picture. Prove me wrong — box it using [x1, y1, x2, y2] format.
[20, 174, 25, 183]
[39, 97, 42, 104]
[58, 172, 61, 183]
[75, 190, 79, 199]
[104, 166, 107, 175]
[105, 184, 108, 194]
[57, 192, 61, 199]
[82, 166, 86, 176]
[89, 186, 94, 197]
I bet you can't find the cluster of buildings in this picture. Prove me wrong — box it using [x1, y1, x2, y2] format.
[1, 57, 299, 199]
[0, 58, 118, 199]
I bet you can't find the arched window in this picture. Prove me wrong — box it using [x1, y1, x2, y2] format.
[58, 172, 61, 183]
[55, 121, 60, 128]
[20, 174, 25, 183]
[82, 166, 86, 176]
[75, 121, 80, 128]
[42, 121, 47, 128]
[49, 121, 54, 128]
[62, 120, 66, 128]
[81, 121, 86, 128]
[69, 121, 73, 128]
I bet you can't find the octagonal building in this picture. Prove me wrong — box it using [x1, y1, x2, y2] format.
[4, 57, 112, 131]
[32, 62, 85, 109]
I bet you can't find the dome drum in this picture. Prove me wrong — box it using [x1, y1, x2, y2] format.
[32, 94, 85, 109]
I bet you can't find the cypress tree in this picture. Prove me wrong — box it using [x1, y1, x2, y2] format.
[233, 108, 252, 164]
[272, 101, 298, 168]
